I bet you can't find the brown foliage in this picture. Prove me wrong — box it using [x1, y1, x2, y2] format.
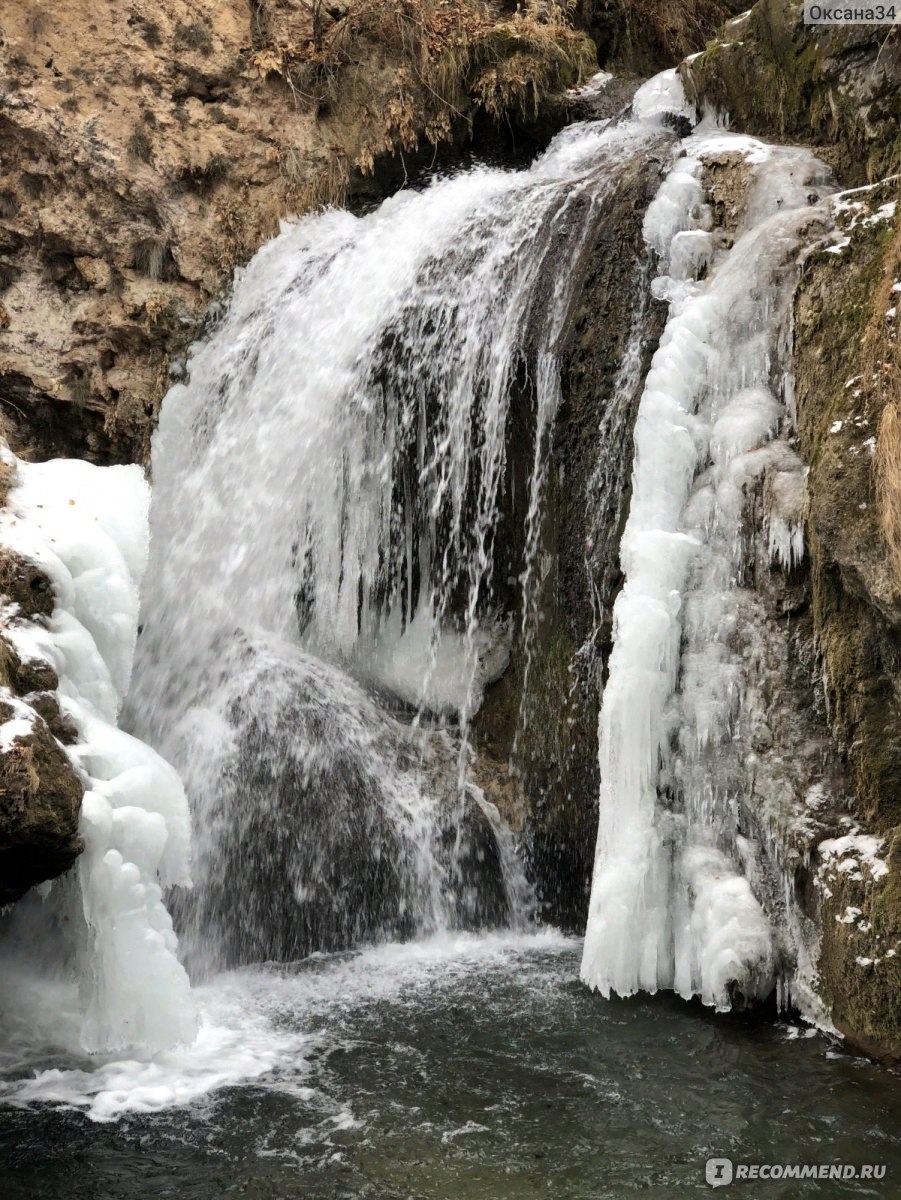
[253, 0, 593, 191]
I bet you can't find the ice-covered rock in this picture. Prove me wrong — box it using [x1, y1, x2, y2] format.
[0, 450, 196, 1055]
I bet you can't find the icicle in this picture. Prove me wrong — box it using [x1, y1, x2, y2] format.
[582, 124, 834, 1009]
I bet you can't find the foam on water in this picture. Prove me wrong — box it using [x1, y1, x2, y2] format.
[0, 930, 574, 1122]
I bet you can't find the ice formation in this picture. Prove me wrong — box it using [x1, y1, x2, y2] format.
[581, 114, 834, 1009]
[0, 452, 195, 1055]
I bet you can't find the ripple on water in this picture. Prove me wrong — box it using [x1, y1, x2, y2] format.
[1, 932, 900, 1199]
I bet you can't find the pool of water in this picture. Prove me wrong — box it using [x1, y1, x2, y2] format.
[1, 932, 899, 1198]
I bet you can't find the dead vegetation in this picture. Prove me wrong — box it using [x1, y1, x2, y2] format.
[132, 235, 178, 281]
[280, 147, 350, 211]
[251, 0, 594, 187]
[0, 457, 16, 510]
[0, 192, 20, 219]
[610, 0, 741, 67]
[174, 20, 214, 54]
[178, 153, 232, 194]
[126, 125, 154, 163]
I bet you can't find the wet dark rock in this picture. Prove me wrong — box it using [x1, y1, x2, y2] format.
[474, 149, 667, 929]
[0, 703, 84, 907]
[0, 549, 55, 619]
[173, 657, 512, 971]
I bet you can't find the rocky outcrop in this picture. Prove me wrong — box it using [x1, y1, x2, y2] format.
[0, 459, 84, 904]
[0, 0, 595, 465]
[0, 697, 84, 906]
[792, 186, 901, 1056]
[682, 0, 901, 185]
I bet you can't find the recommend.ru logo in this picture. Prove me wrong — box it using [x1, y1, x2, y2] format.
[706, 1159, 734, 1188]
[705, 1158, 887, 1186]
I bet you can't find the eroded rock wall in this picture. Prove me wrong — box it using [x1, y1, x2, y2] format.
[0, 0, 595, 464]
[685, 0, 901, 1054]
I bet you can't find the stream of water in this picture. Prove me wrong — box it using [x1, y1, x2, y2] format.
[1, 68, 898, 1198]
[3, 936, 901, 1199]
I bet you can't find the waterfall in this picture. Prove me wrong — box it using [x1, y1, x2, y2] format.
[580, 122, 834, 1009]
[0, 65, 845, 1094]
[123, 79, 679, 977]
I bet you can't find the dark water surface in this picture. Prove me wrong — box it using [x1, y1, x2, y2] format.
[2, 934, 899, 1199]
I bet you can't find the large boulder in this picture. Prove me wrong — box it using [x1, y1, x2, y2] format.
[0, 695, 84, 906]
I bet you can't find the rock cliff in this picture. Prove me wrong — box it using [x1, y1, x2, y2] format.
[686, 0, 901, 1055]
[0, 0, 594, 464]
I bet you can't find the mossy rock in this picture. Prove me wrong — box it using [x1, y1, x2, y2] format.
[683, 0, 901, 184]
[816, 833, 901, 1058]
[793, 187, 901, 1053]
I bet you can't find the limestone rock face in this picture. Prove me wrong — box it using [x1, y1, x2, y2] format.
[682, 0, 901, 184]
[792, 188, 901, 1057]
[0, 0, 595, 465]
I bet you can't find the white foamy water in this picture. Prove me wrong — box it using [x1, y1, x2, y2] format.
[0, 930, 574, 1122]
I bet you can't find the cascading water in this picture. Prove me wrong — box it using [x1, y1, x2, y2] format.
[580, 121, 835, 1009]
[123, 80, 676, 975]
[0, 68, 857, 1139]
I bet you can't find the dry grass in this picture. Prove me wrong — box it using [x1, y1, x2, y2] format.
[293, 151, 350, 210]
[67, 370, 92, 410]
[178, 153, 232, 195]
[252, 0, 593, 181]
[0, 457, 17, 509]
[174, 21, 214, 55]
[867, 218, 901, 580]
[126, 125, 153, 163]
[0, 191, 20, 219]
[615, 0, 740, 65]
[132, 235, 178, 280]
